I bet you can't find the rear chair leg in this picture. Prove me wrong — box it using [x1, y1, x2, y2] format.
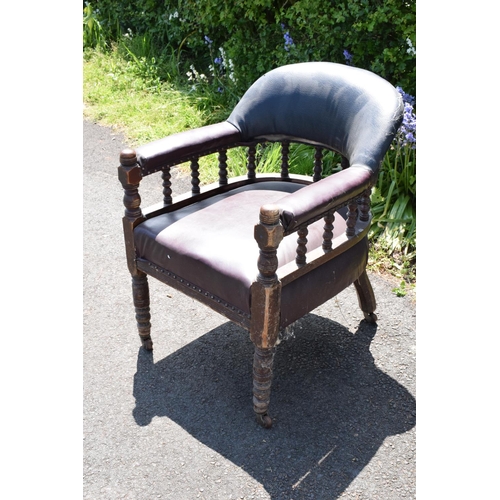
[132, 272, 153, 350]
[353, 270, 378, 323]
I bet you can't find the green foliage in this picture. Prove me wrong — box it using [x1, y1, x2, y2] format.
[83, 2, 106, 49]
[86, 0, 416, 97]
[370, 143, 416, 259]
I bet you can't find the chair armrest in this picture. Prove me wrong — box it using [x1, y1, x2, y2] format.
[275, 166, 374, 233]
[135, 121, 242, 175]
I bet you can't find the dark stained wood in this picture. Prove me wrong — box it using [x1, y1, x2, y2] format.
[353, 269, 377, 322]
[132, 273, 153, 350]
[162, 168, 172, 205]
[247, 144, 256, 179]
[296, 226, 308, 266]
[346, 201, 359, 237]
[252, 346, 274, 428]
[251, 204, 283, 347]
[359, 187, 371, 222]
[218, 149, 228, 186]
[280, 141, 290, 179]
[190, 158, 200, 195]
[313, 147, 323, 182]
[278, 215, 371, 286]
[118, 149, 145, 276]
[322, 211, 335, 252]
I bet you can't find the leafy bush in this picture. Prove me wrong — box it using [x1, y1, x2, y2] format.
[83, 1, 106, 49]
[85, 1, 415, 97]
[370, 87, 416, 258]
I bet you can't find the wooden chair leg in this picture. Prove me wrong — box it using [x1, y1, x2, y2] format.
[353, 270, 378, 323]
[132, 272, 153, 350]
[252, 346, 275, 428]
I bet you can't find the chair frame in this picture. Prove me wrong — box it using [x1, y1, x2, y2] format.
[119, 135, 378, 428]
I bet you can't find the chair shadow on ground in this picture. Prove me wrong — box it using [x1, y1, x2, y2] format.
[132, 313, 415, 499]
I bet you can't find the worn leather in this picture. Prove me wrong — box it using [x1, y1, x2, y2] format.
[134, 182, 350, 314]
[132, 62, 401, 326]
[135, 122, 241, 175]
[227, 62, 403, 172]
[276, 166, 373, 232]
[227, 62, 403, 230]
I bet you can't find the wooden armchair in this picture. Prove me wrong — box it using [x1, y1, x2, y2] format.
[118, 62, 403, 428]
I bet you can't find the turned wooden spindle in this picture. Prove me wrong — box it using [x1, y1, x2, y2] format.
[162, 168, 172, 205]
[218, 149, 228, 186]
[358, 188, 372, 222]
[346, 200, 359, 237]
[313, 147, 323, 182]
[190, 158, 200, 195]
[247, 144, 257, 179]
[255, 205, 282, 285]
[280, 141, 290, 179]
[341, 155, 349, 170]
[118, 148, 143, 222]
[322, 211, 335, 251]
[296, 226, 308, 267]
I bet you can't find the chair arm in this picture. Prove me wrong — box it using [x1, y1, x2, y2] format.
[275, 165, 375, 233]
[135, 121, 242, 175]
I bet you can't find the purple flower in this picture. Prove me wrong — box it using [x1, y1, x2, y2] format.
[396, 86, 415, 107]
[396, 88, 416, 148]
[214, 57, 222, 65]
[343, 49, 353, 65]
[280, 23, 295, 51]
[204, 35, 213, 46]
[283, 31, 294, 51]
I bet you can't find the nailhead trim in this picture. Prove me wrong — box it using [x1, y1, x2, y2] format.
[146, 261, 251, 320]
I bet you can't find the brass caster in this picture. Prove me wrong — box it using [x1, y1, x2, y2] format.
[256, 413, 273, 429]
[363, 312, 378, 323]
[141, 337, 154, 351]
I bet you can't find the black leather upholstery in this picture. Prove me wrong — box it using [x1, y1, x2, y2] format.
[227, 62, 403, 173]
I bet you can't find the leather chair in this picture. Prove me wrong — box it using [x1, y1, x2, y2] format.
[118, 62, 403, 428]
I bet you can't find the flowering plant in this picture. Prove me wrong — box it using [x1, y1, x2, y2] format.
[370, 87, 416, 259]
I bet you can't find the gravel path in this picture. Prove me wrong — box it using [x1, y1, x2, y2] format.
[83, 119, 416, 499]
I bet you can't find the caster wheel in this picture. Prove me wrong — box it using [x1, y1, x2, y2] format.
[256, 413, 273, 429]
[363, 312, 378, 323]
[141, 338, 154, 351]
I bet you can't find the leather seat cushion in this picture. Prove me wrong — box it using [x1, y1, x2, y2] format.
[134, 182, 350, 314]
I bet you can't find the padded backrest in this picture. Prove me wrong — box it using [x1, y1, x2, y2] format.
[227, 62, 403, 173]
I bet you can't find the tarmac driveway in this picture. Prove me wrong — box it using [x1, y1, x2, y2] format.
[83, 119, 416, 499]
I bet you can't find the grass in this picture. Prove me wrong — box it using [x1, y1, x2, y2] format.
[83, 47, 206, 145]
[83, 44, 415, 289]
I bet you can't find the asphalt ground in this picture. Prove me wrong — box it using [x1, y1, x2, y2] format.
[83, 119, 416, 499]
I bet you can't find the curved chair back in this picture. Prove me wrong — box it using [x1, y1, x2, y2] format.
[227, 62, 403, 172]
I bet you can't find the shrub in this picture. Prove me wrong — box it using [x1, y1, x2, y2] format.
[85, 1, 416, 97]
[370, 86, 416, 258]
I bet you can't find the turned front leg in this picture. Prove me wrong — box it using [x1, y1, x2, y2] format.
[250, 204, 283, 428]
[118, 149, 154, 349]
[253, 346, 275, 428]
[132, 273, 153, 350]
